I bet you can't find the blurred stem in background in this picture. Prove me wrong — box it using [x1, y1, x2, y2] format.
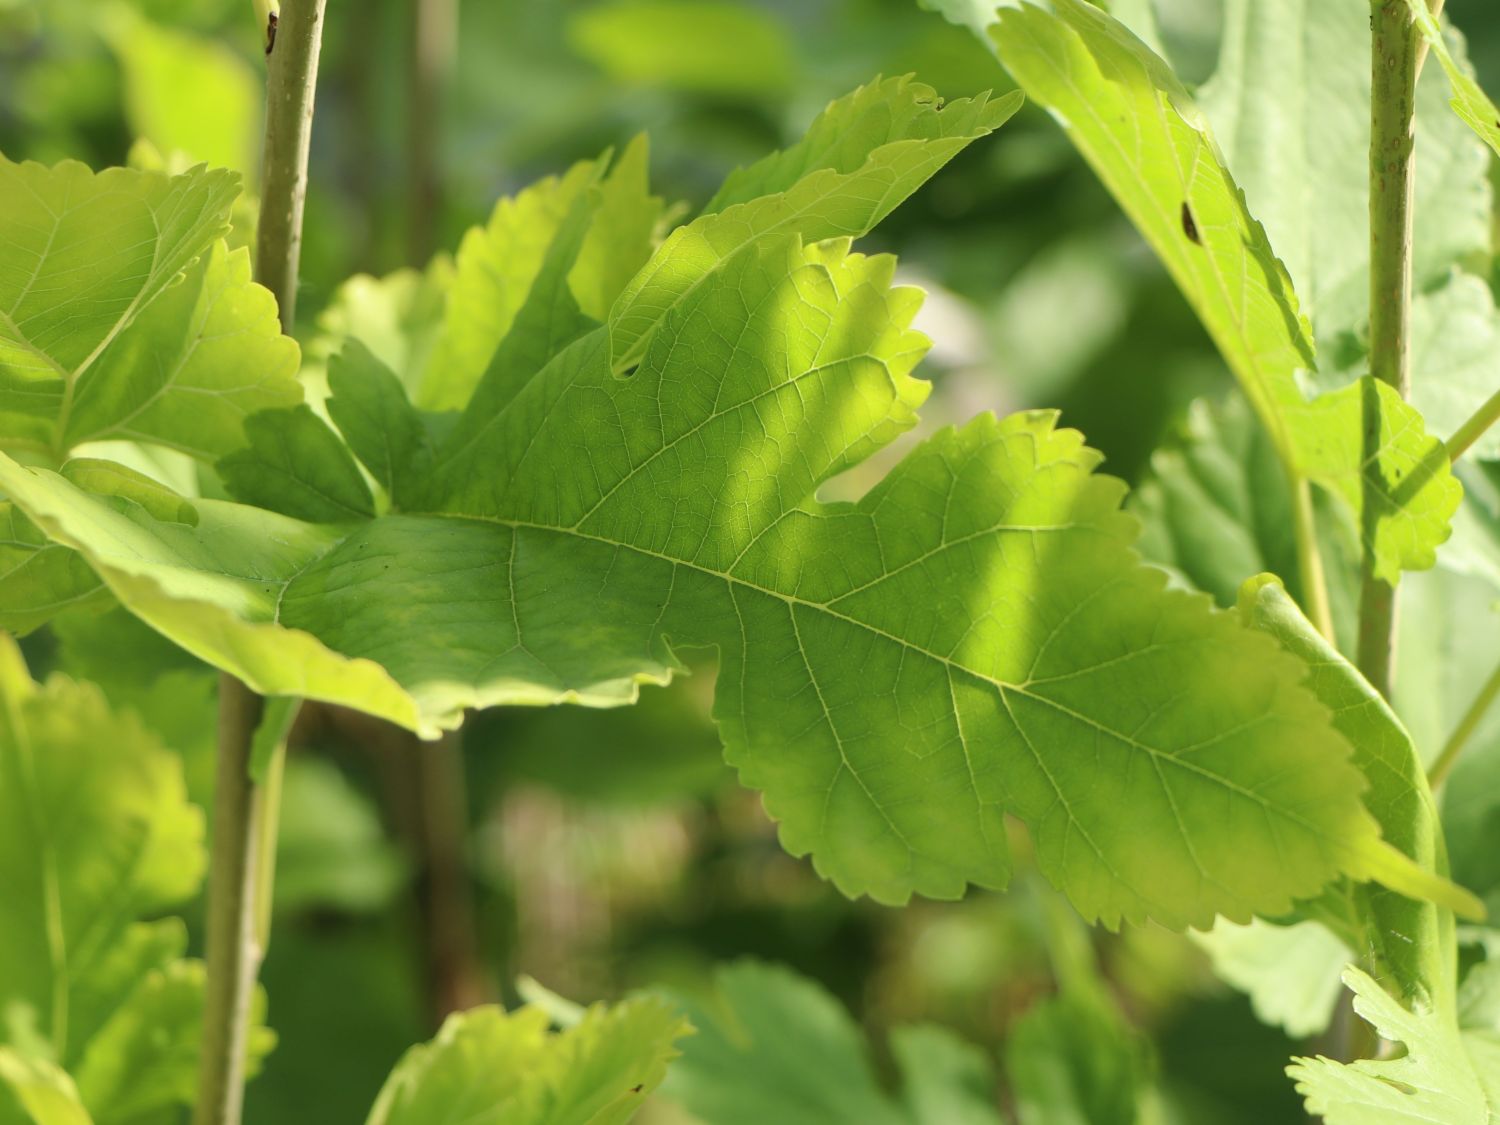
[406, 0, 455, 262]
[196, 3, 327, 1123]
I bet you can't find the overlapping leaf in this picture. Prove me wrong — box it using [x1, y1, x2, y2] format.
[0, 80, 1441, 925]
[0, 157, 301, 633]
[985, 0, 1460, 581]
[0, 158, 298, 457]
[365, 996, 687, 1125]
[1407, 0, 1500, 159]
[1289, 968, 1500, 1124]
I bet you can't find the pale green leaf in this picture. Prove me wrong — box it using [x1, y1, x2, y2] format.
[0, 636, 204, 1064]
[0, 505, 107, 635]
[1199, 0, 1490, 352]
[0, 1051, 91, 1125]
[59, 460, 197, 526]
[1404, 273, 1500, 462]
[661, 961, 997, 1125]
[607, 76, 1021, 373]
[567, 1, 797, 98]
[0, 159, 297, 459]
[989, 0, 1461, 580]
[1408, 0, 1500, 159]
[1289, 967, 1500, 1124]
[306, 260, 453, 403]
[73, 961, 273, 1125]
[218, 405, 376, 523]
[1192, 918, 1352, 1038]
[103, 8, 261, 178]
[365, 996, 687, 1125]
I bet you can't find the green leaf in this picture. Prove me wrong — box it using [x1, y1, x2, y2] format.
[365, 996, 688, 1125]
[0, 232, 1409, 924]
[273, 758, 407, 916]
[1131, 394, 1361, 648]
[102, 7, 262, 178]
[0, 159, 298, 459]
[0, 505, 107, 635]
[567, 1, 797, 98]
[1192, 919, 1352, 1039]
[218, 406, 376, 523]
[606, 76, 1021, 373]
[1006, 992, 1151, 1125]
[1198, 0, 1491, 352]
[1408, 0, 1500, 159]
[1288, 967, 1500, 1124]
[989, 0, 1461, 581]
[307, 260, 453, 404]
[0, 1051, 91, 1125]
[418, 140, 661, 410]
[60, 460, 198, 526]
[661, 961, 999, 1125]
[74, 960, 273, 1125]
[1235, 576, 1482, 1005]
[325, 342, 430, 510]
[1403, 274, 1500, 462]
[0, 635, 205, 1064]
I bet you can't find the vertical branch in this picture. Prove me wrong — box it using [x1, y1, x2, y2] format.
[406, 0, 456, 263]
[256, 0, 329, 328]
[195, 4, 327, 1124]
[194, 676, 266, 1125]
[1357, 0, 1420, 700]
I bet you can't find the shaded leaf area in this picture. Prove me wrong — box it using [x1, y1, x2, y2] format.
[0, 77, 1438, 926]
[1408, 0, 1500, 160]
[365, 996, 687, 1125]
[664, 956, 1155, 1125]
[0, 635, 272, 1125]
[985, 0, 1459, 582]
[1289, 967, 1500, 1124]
[0, 157, 301, 632]
[660, 961, 1006, 1125]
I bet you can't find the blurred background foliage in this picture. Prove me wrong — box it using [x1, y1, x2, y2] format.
[4, 0, 1499, 1121]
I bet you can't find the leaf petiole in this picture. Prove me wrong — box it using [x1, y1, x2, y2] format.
[1443, 385, 1500, 462]
[1428, 657, 1500, 789]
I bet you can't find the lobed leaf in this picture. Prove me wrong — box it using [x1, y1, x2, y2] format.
[0, 86, 1432, 927]
[1289, 968, 1500, 1124]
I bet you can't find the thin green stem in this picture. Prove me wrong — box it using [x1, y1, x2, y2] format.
[1445, 385, 1500, 462]
[1290, 476, 1336, 642]
[1429, 659, 1500, 789]
[193, 675, 266, 1125]
[1356, 0, 1420, 702]
[255, 0, 328, 328]
[195, 4, 326, 1123]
